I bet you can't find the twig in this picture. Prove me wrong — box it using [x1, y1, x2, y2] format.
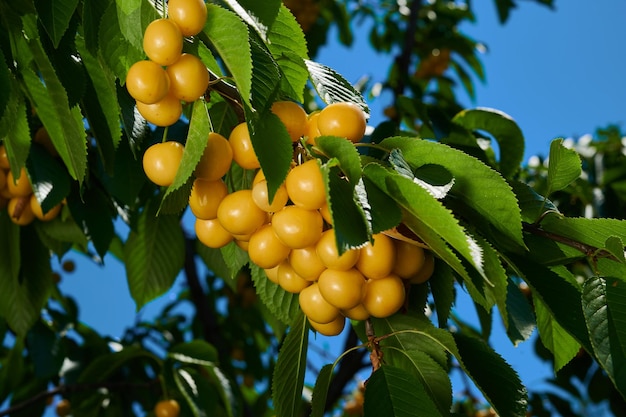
[522, 221, 619, 261]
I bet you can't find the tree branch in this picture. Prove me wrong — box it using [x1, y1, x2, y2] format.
[522, 221, 619, 261]
[393, 0, 423, 98]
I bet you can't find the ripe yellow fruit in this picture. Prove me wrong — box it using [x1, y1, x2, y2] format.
[252, 180, 289, 212]
[317, 102, 367, 143]
[355, 233, 396, 279]
[316, 229, 360, 270]
[271, 101, 308, 142]
[277, 261, 311, 293]
[194, 132, 233, 181]
[0, 168, 5, 190]
[126, 60, 170, 104]
[308, 315, 346, 336]
[142, 141, 184, 186]
[7, 168, 32, 197]
[0, 144, 9, 169]
[188, 178, 228, 220]
[392, 239, 427, 279]
[289, 245, 326, 281]
[299, 283, 340, 324]
[409, 251, 435, 284]
[362, 274, 406, 318]
[317, 268, 366, 310]
[167, 0, 208, 36]
[285, 159, 326, 210]
[217, 190, 267, 236]
[8, 196, 35, 225]
[154, 399, 180, 417]
[195, 218, 233, 248]
[271, 205, 323, 249]
[229, 122, 260, 169]
[30, 195, 62, 222]
[136, 93, 183, 127]
[166, 53, 210, 102]
[248, 224, 291, 269]
[305, 112, 321, 145]
[342, 303, 370, 321]
[264, 265, 280, 284]
[143, 19, 183, 66]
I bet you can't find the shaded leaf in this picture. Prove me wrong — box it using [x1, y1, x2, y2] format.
[250, 263, 300, 325]
[364, 365, 443, 417]
[310, 364, 334, 417]
[34, 0, 79, 48]
[534, 295, 580, 372]
[272, 311, 308, 417]
[124, 200, 185, 310]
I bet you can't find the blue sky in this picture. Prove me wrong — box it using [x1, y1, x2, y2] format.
[41, 1, 626, 415]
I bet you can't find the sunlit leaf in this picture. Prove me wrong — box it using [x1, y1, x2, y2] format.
[250, 263, 300, 325]
[546, 138, 582, 195]
[305, 59, 369, 115]
[534, 295, 580, 371]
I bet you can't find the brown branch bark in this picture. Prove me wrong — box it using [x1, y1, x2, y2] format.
[522, 221, 619, 261]
[393, 0, 423, 98]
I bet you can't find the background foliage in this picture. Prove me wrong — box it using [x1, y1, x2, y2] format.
[1, 1, 625, 416]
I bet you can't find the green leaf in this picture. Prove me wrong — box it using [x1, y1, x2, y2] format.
[605, 236, 626, 263]
[34, 0, 79, 48]
[203, 4, 252, 108]
[310, 364, 334, 417]
[511, 255, 592, 352]
[272, 311, 308, 417]
[546, 138, 582, 195]
[505, 279, 536, 346]
[360, 176, 402, 234]
[173, 367, 231, 417]
[26, 145, 70, 212]
[323, 164, 369, 251]
[451, 108, 525, 178]
[453, 332, 528, 417]
[116, 0, 158, 52]
[76, 35, 122, 153]
[66, 186, 114, 259]
[0, 48, 12, 121]
[267, 4, 309, 101]
[0, 339, 25, 405]
[364, 365, 443, 417]
[248, 111, 292, 200]
[0, 213, 21, 324]
[220, 241, 250, 280]
[161, 102, 211, 212]
[535, 295, 580, 372]
[195, 242, 233, 282]
[35, 215, 88, 253]
[223, 0, 281, 41]
[380, 137, 525, 251]
[305, 59, 369, 115]
[582, 276, 626, 399]
[78, 346, 160, 383]
[429, 261, 455, 328]
[0, 225, 52, 337]
[82, 0, 111, 51]
[18, 22, 87, 183]
[249, 34, 281, 115]
[169, 340, 219, 364]
[0, 80, 31, 176]
[315, 135, 362, 186]
[385, 349, 451, 415]
[363, 163, 471, 291]
[98, 2, 144, 81]
[250, 263, 300, 325]
[124, 200, 185, 311]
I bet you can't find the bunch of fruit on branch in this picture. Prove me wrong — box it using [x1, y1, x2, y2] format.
[142, 99, 435, 337]
[126, 0, 209, 127]
[0, 129, 64, 226]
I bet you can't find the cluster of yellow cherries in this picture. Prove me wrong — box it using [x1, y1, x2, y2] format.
[0, 130, 64, 226]
[126, 0, 209, 127]
[142, 99, 435, 336]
